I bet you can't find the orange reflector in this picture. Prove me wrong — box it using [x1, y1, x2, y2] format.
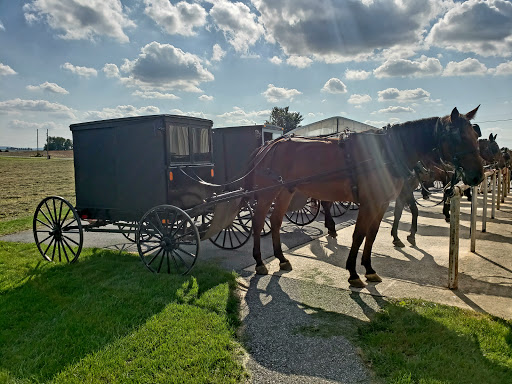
[211, 168, 214, 178]
[169, 171, 173, 181]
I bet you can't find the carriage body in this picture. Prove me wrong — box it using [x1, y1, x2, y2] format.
[212, 124, 283, 187]
[70, 115, 214, 222]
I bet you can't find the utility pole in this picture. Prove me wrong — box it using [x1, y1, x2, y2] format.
[46, 129, 49, 159]
[37, 129, 39, 155]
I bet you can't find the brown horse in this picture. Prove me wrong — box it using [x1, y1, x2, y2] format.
[247, 107, 483, 288]
[480, 134, 506, 169]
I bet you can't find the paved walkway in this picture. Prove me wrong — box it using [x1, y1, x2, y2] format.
[237, 190, 512, 382]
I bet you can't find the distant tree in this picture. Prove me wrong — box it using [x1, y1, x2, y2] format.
[265, 106, 303, 133]
[44, 136, 73, 150]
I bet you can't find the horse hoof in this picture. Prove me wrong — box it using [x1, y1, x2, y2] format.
[406, 235, 416, 246]
[393, 239, 405, 248]
[328, 230, 337, 238]
[445, 217, 450, 223]
[255, 264, 269, 275]
[365, 273, 382, 283]
[279, 261, 292, 271]
[348, 278, 366, 288]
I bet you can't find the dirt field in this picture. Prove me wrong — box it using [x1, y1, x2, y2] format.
[0, 157, 75, 221]
[0, 150, 74, 159]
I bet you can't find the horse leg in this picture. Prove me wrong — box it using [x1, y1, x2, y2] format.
[463, 188, 472, 201]
[443, 200, 451, 222]
[391, 196, 406, 248]
[322, 201, 337, 237]
[362, 203, 389, 283]
[406, 195, 418, 246]
[252, 192, 276, 275]
[270, 190, 295, 271]
[346, 206, 372, 288]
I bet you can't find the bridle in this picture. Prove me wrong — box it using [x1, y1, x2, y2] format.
[434, 118, 479, 170]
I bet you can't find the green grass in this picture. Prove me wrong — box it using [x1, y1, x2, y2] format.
[0, 216, 32, 237]
[0, 241, 247, 383]
[357, 299, 512, 384]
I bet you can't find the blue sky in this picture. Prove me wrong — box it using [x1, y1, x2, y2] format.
[0, 0, 511, 148]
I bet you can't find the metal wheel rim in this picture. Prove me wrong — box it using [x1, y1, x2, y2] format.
[285, 198, 320, 225]
[33, 196, 83, 263]
[209, 201, 253, 249]
[117, 221, 137, 243]
[329, 201, 350, 217]
[137, 205, 200, 275]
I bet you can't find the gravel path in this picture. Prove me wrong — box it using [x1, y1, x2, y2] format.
[238, 272, 386, 383]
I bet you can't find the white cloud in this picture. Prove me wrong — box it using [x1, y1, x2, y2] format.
[199, 95, 214, 101]
[0, 63, 16, 76]
[62, 62, 97, 77]
[427, 0, 512, 57]
[321, 78, 347, 94]
[8, 120, 61, 131]
[348, 94, 372, 104]
[132, 90, 179, 99]
[103, 63, 120, 78]
[253, 0, 444, 63]
[143, 0, 207, 36]
[0, 21, 5, 31]
[217, 106, 270, 125]
[118, 41, 214, 92]
[170, 109, 208, 119]
[492, 61, 512, 75]
[364, 119, 400, 127]
[209, 0, 264, 53]
[0, 98, 75, 118]
[378, 106, 415, 114]
[211, 44, 226, 62]
[374, 56, 443, 78]
[378, 88, 431, 103]
[23, 0, 135, 43]
[286, 56, 313, 68]
[85, 105, 160, 120]
[26, 81, 69, 94]
[345, 69, 371, 80]
[443, 58, 489, 76]
[262, 84, 302, 102]
[269, 56, 283, 65]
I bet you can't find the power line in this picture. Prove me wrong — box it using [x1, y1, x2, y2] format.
[475, 118, 512, 123]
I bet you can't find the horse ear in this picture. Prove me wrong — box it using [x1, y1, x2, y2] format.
[494, 134, 497, 141]
[489, 133, 493, 141]
[465, 104, 480, 121]
[451, 107, 460, 122]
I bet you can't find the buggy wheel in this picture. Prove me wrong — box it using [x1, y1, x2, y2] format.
[137, 205, 200, 275]
[209, 201, 253, 250]
[118, 221, 137, 242]
[33, 196, 83, 263]
[285, 198, 320, 226]
[321, 201, 350, 218]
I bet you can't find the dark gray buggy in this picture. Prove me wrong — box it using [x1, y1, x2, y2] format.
[33, 115, 255, 275]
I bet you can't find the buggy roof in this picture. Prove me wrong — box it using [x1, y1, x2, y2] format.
[70, 114, 213, 131]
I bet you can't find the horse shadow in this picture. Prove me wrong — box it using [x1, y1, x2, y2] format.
[242, 273, 512, 383]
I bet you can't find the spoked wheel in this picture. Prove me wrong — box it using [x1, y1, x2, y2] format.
[137, 205, 200, 274]
[285, 198, 320, 226]
[118, 221, 137, 242]
[321, 201, 350, 218]
[209, 201, 253, 249]
[33, 196, 83, 263]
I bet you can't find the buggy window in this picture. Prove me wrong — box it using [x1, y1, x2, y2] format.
[192, 128, 211, 162]
[169, 126, 190, 163]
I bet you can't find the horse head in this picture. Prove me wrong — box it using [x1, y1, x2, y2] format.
[435, 106, 484, 186]
[501, 147, 511, 167]
[480, 133, 506, 169]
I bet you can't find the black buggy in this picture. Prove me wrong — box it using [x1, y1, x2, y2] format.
[33, 115, 255, 275]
